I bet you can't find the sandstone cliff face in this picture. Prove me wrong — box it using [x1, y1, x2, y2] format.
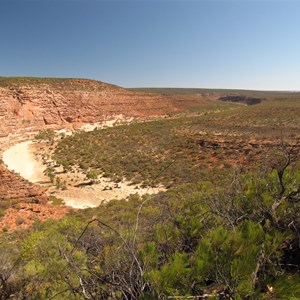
[0, 164, 46, 202]
[0, 79, 182, 145]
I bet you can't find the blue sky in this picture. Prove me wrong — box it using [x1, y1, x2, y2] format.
[1, 0, 300, 90]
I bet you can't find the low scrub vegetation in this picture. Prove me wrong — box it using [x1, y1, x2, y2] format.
[35, 129, 55, 142]
[54, 119, 209, 187]
[53, 99, 300, 189]
[0, 162, 299, 298]
[0, 97, 299, 299]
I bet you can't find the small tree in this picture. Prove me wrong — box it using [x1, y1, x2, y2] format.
[86, 169, 99, 183]
[44, 167, 55, 183]
[35, 129, 55, 143]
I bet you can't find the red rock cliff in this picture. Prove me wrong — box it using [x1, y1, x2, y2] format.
[0, 164, 46, 202]
[0, 78, 182, 140]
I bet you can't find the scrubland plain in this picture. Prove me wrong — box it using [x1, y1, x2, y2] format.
[0, 78, 299, 299]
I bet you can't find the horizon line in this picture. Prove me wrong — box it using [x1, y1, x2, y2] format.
[1, 75, 299, 93]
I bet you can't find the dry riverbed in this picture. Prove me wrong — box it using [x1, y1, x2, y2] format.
[2, 119, 164, 209]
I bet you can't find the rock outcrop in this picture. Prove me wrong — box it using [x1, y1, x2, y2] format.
[0, 78, 186, 144]
[0, 202, 72, 232]
[0, 164, 46, 202]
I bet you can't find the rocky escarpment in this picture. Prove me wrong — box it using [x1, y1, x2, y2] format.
[0, 164, 46, 202]
[0, 78, 185, 146]
[218, 95, 262, 105]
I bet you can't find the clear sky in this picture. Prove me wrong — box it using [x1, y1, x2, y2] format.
[1, 0, 300, 90]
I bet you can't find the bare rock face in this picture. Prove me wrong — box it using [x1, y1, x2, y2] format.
[0, 79, 182, 141]
[0, 202, 72, 232]
[0, 164, 46, 202]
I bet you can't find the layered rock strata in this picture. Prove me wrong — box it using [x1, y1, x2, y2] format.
[0, 79, 183, 145]
[0, 164, 46, 202]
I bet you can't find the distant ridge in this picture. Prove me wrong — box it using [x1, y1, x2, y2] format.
[129, 87, 300, 99]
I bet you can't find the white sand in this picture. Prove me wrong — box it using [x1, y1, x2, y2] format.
[53, 176, 163, 209]
[2, 141, 47, 183]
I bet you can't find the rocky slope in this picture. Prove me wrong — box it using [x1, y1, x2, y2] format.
[0, 164, 46, 202]
[0, 148, 72, 232]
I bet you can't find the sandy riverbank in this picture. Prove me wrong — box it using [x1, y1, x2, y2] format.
[2, 141, 48, 183]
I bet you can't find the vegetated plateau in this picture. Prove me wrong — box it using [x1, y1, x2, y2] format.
[0, 77, 300, 299]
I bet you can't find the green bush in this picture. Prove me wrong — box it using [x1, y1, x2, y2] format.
[35, 129, 55, 142]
